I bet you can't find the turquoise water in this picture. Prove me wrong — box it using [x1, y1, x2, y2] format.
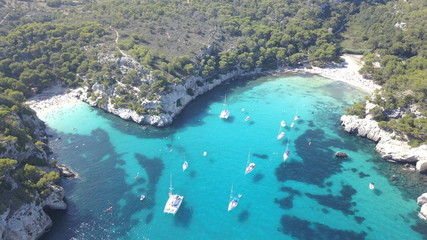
[40, 74, 425, 240]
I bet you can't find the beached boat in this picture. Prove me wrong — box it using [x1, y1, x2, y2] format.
[245, 152, 255, 175]
[164, 175, 184, 215]
[280, 120, 286, 127]
[219, 95, 230, 119]
[228, 185, 241, 211]
[182, 161, 188, 171]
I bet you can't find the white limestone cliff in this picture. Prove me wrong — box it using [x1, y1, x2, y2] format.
[0, 185, 66, 240]
[340, 115, 427, 163]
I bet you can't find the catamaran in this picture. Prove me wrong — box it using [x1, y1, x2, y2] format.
[245, 152, 255, 175]
[228, 185, 241, 211]
[164, 175, 184, 215]
[219, 95, 230, 119]
[283, 139, 290, 161]
[182, 161, 188, 171]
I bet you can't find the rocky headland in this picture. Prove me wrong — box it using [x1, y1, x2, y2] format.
[0, 108, 67, 240]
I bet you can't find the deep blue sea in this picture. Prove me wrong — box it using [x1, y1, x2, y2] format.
[39, 74, 426, 240]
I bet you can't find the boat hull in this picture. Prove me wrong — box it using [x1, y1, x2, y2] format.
[164, 194, 184, 215]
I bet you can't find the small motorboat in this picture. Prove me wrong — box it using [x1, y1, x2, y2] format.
[280, 120, 286, 127]
[245, 116, 251, 121]
[277, 132, 285, 140]
[369, 182, 375, 190]
[140, 195, 146, 201]
[182, 161, 188, 171]
[203, 151, 207, 156]
[290, 122, 295, 128]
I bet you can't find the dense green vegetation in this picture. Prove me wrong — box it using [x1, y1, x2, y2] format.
[343, 0, 427, 145]
[0, 95, 59, 214]
[0, 0, 426, 215]
[1, 0, 364, 117]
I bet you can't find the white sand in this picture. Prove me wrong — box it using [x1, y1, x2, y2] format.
[26, 54, 379, 117]
[296, 54, 380, 93]
[25, 85, 83, 118]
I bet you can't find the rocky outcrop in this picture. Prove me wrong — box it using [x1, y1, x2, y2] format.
[56, 164, 79, 178]
[0, 185, 66, 240]
[335, 152, 349, 158]
[0, 108, 67, 240]
[416, 160, 427, 173]
[340, 115, 427, 163]
[417, 193, 427, 222]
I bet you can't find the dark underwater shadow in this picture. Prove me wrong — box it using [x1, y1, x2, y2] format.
[278, 215, 367, 240]
[252, 173, 264, 183]
[238, 210, 250, 223]
[174, 201, 193, 228]
[41, 128, 139, 240]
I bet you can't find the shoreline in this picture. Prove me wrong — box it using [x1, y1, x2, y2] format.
[26, 54, 378, 116]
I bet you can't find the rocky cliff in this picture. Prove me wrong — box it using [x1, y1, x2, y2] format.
[78, 54, 261, 127]
[0, 109, 67, 240]
[0, 186, 66, 240]
[340, 115, 427, 163]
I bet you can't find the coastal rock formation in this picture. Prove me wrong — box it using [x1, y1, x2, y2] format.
[0, 108, 67, 240]
[416, 160, 427, 173]
[420, 204, 427, 221]
[57, 164, 79, 178]
[0, 185, 66, 240]
[340, 115, 427, 163]
[335, 152, 349, 158]
[417, 193, 427, 206]
[417, 193, 427, 222]
[78, 67, 254, 127]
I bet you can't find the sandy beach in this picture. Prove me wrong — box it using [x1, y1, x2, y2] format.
[25, 85, 83, 118]
[298, 54, 380, 93]
[26, 54, 379, 117]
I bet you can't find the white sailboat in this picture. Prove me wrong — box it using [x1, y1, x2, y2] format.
[182, 161, 188, 171]
[228, 185, 241, 211]
[164, 175, 184, 215]
[219, 95, 230, 119]
[277, 123, 285, 140]
[283, 139, 290, 161]
[294, 112, 300, 121]
[245, 152, 255, 175]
